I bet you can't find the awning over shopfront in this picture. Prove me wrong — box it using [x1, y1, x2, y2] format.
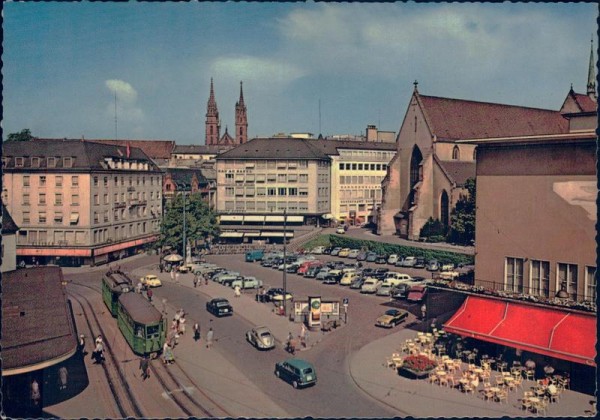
[444, 295, 596, 366]
[219, 231, 244, 238]
[219, 215, 244, 222]
[265, 215, 285, 222]
[243, 232, 261, 237]
[259, 231, 294, 237]
[286, 215, 304, 223]
[243, 215, 265, 222]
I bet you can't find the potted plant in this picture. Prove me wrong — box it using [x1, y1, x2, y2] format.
[399, 354, 438, 378]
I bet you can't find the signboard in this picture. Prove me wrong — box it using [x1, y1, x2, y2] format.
[343, 297, 349, 306]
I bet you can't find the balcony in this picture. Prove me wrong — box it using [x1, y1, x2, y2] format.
[128, 199, 147, 207]
[114, 202, 127, 209]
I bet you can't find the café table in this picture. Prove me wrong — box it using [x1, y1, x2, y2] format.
[473, 368, 484, 377]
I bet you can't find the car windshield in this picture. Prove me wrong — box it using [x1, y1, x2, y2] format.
[216, 301, 230, 307]
[385, 310, 398, 316]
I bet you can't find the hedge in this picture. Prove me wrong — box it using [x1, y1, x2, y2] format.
[302, 234, 473, 266]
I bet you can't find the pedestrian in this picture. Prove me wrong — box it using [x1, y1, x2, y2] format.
[170, 269, 176, 281]
[95, 334, 103, 346]
[421, 303, 427, 320]
[58, 366, 68, 390]
[139, 356, 150, 380]
[193, 322, 201, 341]
[163, 343, 174, 364]
[147, 288, 153, 302]
[159, 263, 164, 273]
[205, 274, 209, 286]
[31, 379, 41, 406]
[193, 275, 198, 288]
[78, 334, 86, 355]
[136, 281, 143, 294]
[234, 285, 241, 298]
[178, 316, 186, 335]
[206, 327, 214, 348]
[93, 341, 105, 364]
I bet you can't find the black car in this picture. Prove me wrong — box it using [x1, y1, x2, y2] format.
[322, 276, 339, 285]
[375, 255, 388, 264]
[350, 278, 365, 289]
[221, 275, 244, 287]
[206, 298, 233, 317]
[372, 268, 390, 279]
[414, 258, 426, 269]
[366, 252, 378, 262]
[304, 266, 321, 278]
[286, 263, 300, 273]
[322, 247, 333, 255]
[264, 288, 291, 302]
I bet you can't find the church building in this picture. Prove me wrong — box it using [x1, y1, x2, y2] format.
[205, 79, 248, 146]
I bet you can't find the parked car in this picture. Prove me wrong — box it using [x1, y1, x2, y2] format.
[336, 226, 346, 234]
[338, 248, 351, 257]
[206, 298, 233, 317]
[402, 256, 417, 267]
[311, 246, 325, 254]
[361, 278, 382, 294]
[375, 309, 409, 328]
[265, 288, 293, 302]
[426, 259, 440, 271]
[372, 268, 390, 279]
[322, 247, 333, 255]
[387, 254, 400, 265]
[356, 251, 368, 261]
[376, 284, 393, 296]
[439, 271, 460, 280]
[339, 272, 359, 286]
[231, 276, 263, 289]
[440, 262, 455, 271]
[286, 263, 301, 273]
[350, 278, 365, 289]
[140, 274, 162, 288]
[246, 326, 275, 350]
[375, 254, 388, 264]
[304, 266, 321, 278]
[274, 358, 317, 389]
[216, 274, 242, 286]
[407, 285, 428, 303]
[177, 264, 192, 273]
[414, 257, 426, 269]
[366, 252, 378, 262]
[245, 249, 265, 262]
[330, 247, 342, 256]
[347, 249, 360, 259]
[315, 267, 331, 280]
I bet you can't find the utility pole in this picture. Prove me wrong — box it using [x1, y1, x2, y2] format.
[182, 192, 186, 261]
[283, 209, 287, 316]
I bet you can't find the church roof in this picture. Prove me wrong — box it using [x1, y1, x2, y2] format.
[2, 267, 78, 373]
[2, 204, 19, 234]
[560, 90, 597, 114]
[219, 129, 236, 146]
[435, 158, 476, 187]
[418, 94, 569, 141]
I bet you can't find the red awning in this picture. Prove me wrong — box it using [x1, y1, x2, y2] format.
[444, 295, 596, 366]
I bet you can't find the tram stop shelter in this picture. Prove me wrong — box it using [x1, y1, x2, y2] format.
[1, 266, 78, 418]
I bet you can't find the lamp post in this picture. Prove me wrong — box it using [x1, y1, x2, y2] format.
[182, 191, 188, 263]
[283, 209, 287, 317]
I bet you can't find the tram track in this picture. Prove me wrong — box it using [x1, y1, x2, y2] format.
[68, 279, 233, 417]
[67, 285, 144, 418]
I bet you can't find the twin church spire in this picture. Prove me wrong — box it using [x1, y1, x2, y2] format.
[205, 79, 248, 146]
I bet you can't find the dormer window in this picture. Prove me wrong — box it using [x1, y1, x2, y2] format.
[63, 157, 73, 167]
[47, 157, 57, 167]
[31, 157, 40, 167]
[15, 157, 25, 167]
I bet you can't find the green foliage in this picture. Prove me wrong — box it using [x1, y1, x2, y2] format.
[419, 217, 448, 239]
[305, 234, 474, 266]
[6, 129, 34, 142]
[447, 178, 476, 245]
[158, 193, 219, 254]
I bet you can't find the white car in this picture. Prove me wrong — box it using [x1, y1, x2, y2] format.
[387, 254, 400, 265]
[402, 256, 417, 267]
[361, 278, 382, 294]
[347, 249, 360, 259]
[246, 326, 275, 350]
[311, 246, 325, 254]
[336, 227, 346, 234]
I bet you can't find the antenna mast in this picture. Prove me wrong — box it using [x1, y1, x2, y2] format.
[114, 92, 118, 140]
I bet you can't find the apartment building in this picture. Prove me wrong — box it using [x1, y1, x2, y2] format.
[2, 139, 163, 266]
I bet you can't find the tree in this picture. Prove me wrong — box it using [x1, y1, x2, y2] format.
[447, 178, 476, 245]
[6, 129, 34, 142]
[158, 193, 219, 255]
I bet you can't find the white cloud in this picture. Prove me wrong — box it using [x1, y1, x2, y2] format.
[209, 55, 306, 87]
[104, 79, 144, 123]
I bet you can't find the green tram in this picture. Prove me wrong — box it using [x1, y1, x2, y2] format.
[116, 292, 166, 357]
[102, 271, 134, 316]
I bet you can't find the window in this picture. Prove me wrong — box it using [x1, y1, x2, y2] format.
[288, 174, 297, 183]
[256, 174, 265, 183]
[340, 176, 346, 185]
[94, 212, 99, 223]
[358, 163, 363, 170]
[339, 163, 345, 170]
[72, 194, 79, 206]
[267, 187, 276, 196]
[104, 194, 109, 204]
[299, 188, 308, 196]
[225, 173, 234, 183]
[288, 188, 297, 196]
[530, 260, 550, 297]
[15, 157, 25, 167]
[245, 187, 255, 197]
[63, 157, 73, 167]
[104, 177, 108, 187]
[278, 174, 287, 183]
[452, 146, 460, 160]
[55, 193, 63, 205]
[104, 210, 109, 222]
[557, 263, 578, 300]
[225, 187, 234, 197]
[256, 187, 266, 196]
[23, 211, 30, 223]
[278, 187, 287, 196]
[39, 193, 46, 205]
[298, 160, 308, 168]
[23, 176, 30, 186]
[40, 176, 47, 186]
[47, 157, 57, 167]
[585, 266, 596, 302]
[93, 176, 99, 187]
[505, 257, 524, 293]
[352, 163, 357, 170]
[267, 174, 277, 183]
[39, 212, 47, 223]
[54, 212, 63, 223]
[94, 195, 99, 205]
[299, 174, 308, 183]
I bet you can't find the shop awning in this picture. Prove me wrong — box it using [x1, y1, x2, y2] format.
[444, 295, 596, 366]
[286, 215, 304, 223]
[243, 232, 261, 237]
[220, 215, 244, 222]
[219, 231, 244, 238]
[265, 215, 285, 222]
[260, 231, 294, 237]
[244, 215, 265, 222]
[70, 213, 80, 223]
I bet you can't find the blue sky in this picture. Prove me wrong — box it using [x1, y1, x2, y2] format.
[2, 2, 597, 145]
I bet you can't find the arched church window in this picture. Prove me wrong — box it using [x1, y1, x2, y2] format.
[473, 147, 477, 160]
[452, 146, 460, 160]
[440, 190, 449, 227]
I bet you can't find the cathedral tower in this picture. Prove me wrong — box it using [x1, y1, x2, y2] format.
[205, 78, 221, 145]
[235, 81, 248, 144]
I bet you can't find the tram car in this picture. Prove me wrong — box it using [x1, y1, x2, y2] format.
[102, 270, 134, 316]
[116, 292, 166, 357]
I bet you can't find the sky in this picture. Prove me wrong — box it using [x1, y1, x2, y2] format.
[2, 2, 597, 145]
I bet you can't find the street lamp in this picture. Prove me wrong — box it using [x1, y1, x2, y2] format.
[282, 209, 287, 316]
[182, 191, 186, 261]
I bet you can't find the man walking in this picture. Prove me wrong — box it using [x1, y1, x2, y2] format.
[139, 356, 150, 380]
[193, 322, 201, 341]
[206, 327, 214, 349]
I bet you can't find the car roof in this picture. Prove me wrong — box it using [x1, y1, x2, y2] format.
[283, 358, 314, 369]
[212, 298, 230, 303]
[254, 326, 271, 334]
